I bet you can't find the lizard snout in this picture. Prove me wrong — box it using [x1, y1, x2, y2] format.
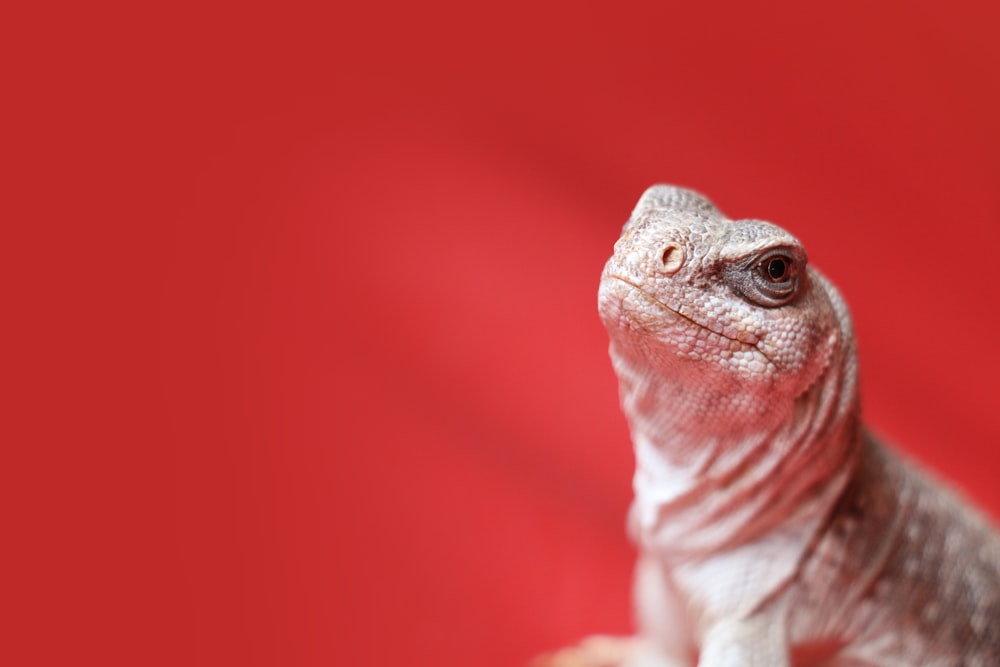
[658, 242, 685, 275]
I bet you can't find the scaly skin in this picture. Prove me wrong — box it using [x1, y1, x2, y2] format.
[590, 186, 1000, 667]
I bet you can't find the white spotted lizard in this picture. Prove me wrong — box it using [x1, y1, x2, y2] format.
[537, 185, 1000, 667]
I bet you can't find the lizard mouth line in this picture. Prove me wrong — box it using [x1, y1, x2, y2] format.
[609, 275, 775, 365]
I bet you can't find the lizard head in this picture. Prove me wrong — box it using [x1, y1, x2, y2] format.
[598, 185, 852, 424]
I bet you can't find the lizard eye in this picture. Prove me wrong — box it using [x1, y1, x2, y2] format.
[724, 247, 804, 308]
[762, 256, 790, 282]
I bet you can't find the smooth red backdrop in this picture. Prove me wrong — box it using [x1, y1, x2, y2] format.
[5, 1, 1000, 665]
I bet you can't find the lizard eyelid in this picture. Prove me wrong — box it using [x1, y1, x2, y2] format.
[725, 246, 805, 308]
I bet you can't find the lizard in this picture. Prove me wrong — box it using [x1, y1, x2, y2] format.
[537, 185, 1000, 667]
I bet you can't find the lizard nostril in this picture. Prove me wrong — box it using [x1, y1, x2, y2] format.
[659, 243, 685, 274]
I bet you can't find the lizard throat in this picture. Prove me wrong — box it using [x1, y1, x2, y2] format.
[609, 275, 775, 366]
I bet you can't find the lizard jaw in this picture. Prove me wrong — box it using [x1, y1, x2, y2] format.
[606, 275, 776, 367]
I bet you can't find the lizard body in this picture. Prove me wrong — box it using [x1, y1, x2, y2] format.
[591, 186, 1000, 666]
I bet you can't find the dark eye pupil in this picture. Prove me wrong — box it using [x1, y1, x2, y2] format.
[767, 258, 787, 281]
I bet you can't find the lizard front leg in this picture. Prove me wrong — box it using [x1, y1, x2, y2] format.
[697, 617, 789, 667]
[630, 553, 696, 666]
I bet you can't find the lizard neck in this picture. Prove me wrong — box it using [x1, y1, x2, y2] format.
[614, 336, 862, 560]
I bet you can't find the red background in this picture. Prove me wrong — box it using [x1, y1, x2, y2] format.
[5, 1, 1000, 665]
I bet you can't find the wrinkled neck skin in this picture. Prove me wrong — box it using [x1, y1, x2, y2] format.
[613, 281, 862, 562]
